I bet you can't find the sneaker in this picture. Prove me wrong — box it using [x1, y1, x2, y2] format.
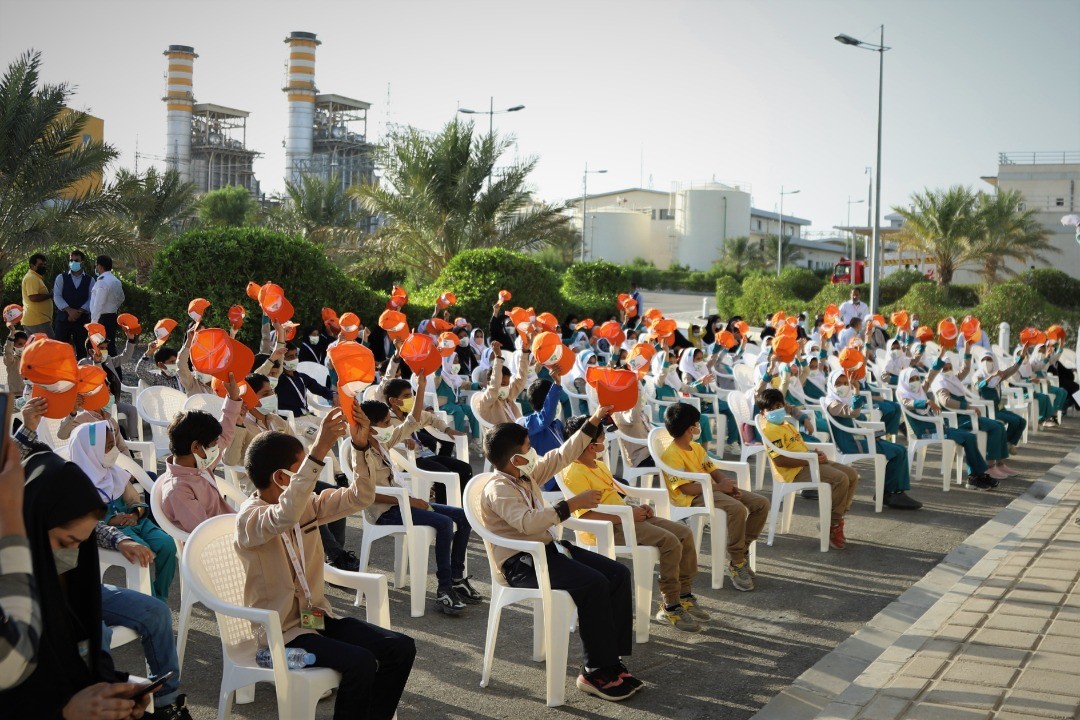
[800, 488, 819, 501]
[147, 695, 193, 720]
[966, 473, 995, 490]
[728, 561, 754, 591]
[329, 550, 360, 572]
[452, 576, 484, 604]
[725, 442, 742, 456]
[829, 523, 846, 550]
[615, 662, 645, 694]
[884, 491, 923, 510]
[679, 595, 711, 622]
[576, 668, 636, 701]
[435, 588, 466, 616]
[654, 603, 702, 632]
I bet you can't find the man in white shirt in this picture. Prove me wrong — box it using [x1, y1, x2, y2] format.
[836, 316, 862, 350]
[89, 255, 125, 356]
[838, 288, 868, 326]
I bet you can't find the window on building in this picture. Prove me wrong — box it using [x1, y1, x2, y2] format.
[659, 209, 671, 220]
[1056, 198, 1065, 207]
[651, 209, 656, 220]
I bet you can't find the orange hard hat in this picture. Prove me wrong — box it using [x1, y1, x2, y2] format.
[1045, 325, 1066, 344]
[154, 318, 178, 342]
[189, 328, 255, 383]
[617, 294, 638, 317]
[960, 315, 981, 343]
[378, 310, 410, 343]
[281, 321, 299, 343]
[870, 314, 887, 329]
[580, 318, 595, 331]
[626, 342, 656, 377]
[20, 339, 79, 418]
[891, 310, 911, 332]
[820, 321, 838, 340]
[839, 347, 865, 372]
[596, 321, 627, 348]
[117, 313, 141, 336]
[399, 333, 442, 376]
[211, 376, 258, 411]
[531, 332, 576, 375]
[1019, 327, 1047, 347]
[937, 317, 959, 350]
[386, 285, 408, 310]
[427, 318, 453, 335]
[734, 320, 750, 336]
[585, 366, 639, 412]
[915, 326, 935, 343]
[321, 307, 340, 334]
[498, 289, 512, 303]
[508, 307, 537, 338]
[339, 312, 362, 341]
[3, 304, 23, 324]
[771, 311, 787, 327]
[257, 283, 294, 324]
[775, 323, 797, 342]
[76, 365, 111, 412]
[85, 323, 107, 350]
[436, 291, 457, 310]
[436, 332, 459, 358]
[773, 334, 799, 363]
[228, 305, 246, 331]
[825, 304, 840, 317]
[649, 318, 677, 347]
[245, 282, 262, 301]
[717, 330, 737, 350]
[330, 342, 376, 425]
[535, 312, 559, 333]
[187, 298, 210, 323]
[642, 308, 663, 327]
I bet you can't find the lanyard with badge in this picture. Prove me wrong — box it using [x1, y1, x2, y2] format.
[285, 374, 308, 412]
[281, 524, 325, 630]
[510, 478, 570, 557]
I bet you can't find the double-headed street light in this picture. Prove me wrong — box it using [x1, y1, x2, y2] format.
[457, 97, 526, 137]
[836, 26, 890, 311]
[581, 163, 608, 261]
[777, 186, 800, 274]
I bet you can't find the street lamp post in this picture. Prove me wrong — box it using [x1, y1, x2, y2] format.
[836, 27, 890, 312]
[581, 163, 607, 261]
[458, 97, 525, 188]
[777, 186, 800, 274]
[847, 197, 865, 285]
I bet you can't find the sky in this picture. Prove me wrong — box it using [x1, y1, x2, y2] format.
[3, 0, 1078, 234]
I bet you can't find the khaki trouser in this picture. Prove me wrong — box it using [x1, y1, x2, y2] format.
[614, 516, 697, 606]
[793, 463, 859, 524]
[691, 489, 769, 565]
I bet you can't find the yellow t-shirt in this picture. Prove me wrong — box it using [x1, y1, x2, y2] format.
[760, 420, 808, 483]
[20, 269, 52, 326]
[660, 441, 714, 508]
[563, 460, 624, 546]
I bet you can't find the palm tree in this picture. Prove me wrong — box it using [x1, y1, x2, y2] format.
[720, 235, 762, 274]
[970, 189, 1054, 288]
[0, 50, 121, 272]
[267, 172, 366, 246]
[197, 185, 258, 227]
[761, 234, 805, 270]
[892, 185, 979, 287]
[349, 118, 572, 282]
[113, 167, 197, 282]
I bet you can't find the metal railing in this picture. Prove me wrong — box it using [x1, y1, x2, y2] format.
[998, 151, 1080, 165]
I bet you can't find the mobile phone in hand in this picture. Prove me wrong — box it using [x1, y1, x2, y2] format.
[126, 671, 174, 700]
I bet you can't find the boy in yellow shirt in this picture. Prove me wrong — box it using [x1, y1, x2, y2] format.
[562, 415, 705, 633]
[758, 388, 859, 550]
[660, 403, 769, 592]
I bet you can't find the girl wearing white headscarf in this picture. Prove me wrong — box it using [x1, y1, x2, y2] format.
[972, 350, 1028, 454]
[882, 338, 910, 385]
[1028, 343, 1069, 422]
[676, 347, 741, 448]
[561, 348, 597, 415]
[433, 354, 478, 439]
[799, 349, 829, 400]
[1012, 343, 1057, 425]
[69, 422, 177, 601]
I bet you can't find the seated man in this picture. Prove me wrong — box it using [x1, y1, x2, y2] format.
[562, 414, 705, 633]
[474, 340, 530, 426]
[359, 377, 482, 616]
[135, 333, 182, 391]
[236, 408, 415, 720]
[159, 375, 244, 533]
[519, 373, 566, 491]
[274, 344, 334, 447]
[660, 402, 769, 592]
[758, 388, 860, 550]
[477, 402, 643, 702]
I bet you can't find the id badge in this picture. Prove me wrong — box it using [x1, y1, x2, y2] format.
[300, 607, 325, 630]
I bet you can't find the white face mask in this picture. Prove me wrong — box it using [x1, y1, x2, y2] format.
[569, 323, 578, 332]
[498, 387, 510, 400]
[693, 362, 706, 373]
[691, 425, 702, 439]
[451, 363, 461, 374]
[268, 376, 279, 390]
[890, 349, 902, 358]
[514, 448, 539, 476]
[194, 370, 213, 384]
[908, 378, 922, 391]
[835, 385, 852, 399]
[103, 446, 120, 467]
[53, 547, 80, 575]
[195, 442, 221, 471]
[274, 468, 296, 492]
[258, 394, 279, 414]
[458, 337, 469, 348]
[99, 350, 110, 363]
[373, 425, 395, 444]
[161, 363, 179, 377]
[283, 360, 299, 371]
[308, 335, 321, 345]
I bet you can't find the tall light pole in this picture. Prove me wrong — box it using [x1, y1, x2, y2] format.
[847, 197, 865, 285]
[581, 163, 607, 261]
[836, 27, 890, 312]
[777, 186, 800, 274]
[458, 97, 525, 188]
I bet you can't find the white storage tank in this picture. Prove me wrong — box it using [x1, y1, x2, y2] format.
[674, 184, 751, 270]
[586, 208, 661, 266]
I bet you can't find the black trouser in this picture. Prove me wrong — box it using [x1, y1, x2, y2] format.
[286, 615, 415, 720]
[315, 481, 347, 559]
[99, 312, 119, 356]
[55, 316, 89, 359]
[416, 454, 473, 505]
[502, 541, 632, 670]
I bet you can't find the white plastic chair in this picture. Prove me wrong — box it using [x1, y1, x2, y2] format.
[726, 392, 769, 490]
[115, 452, 156, 495]
[389, 447, 462, 508]
[754, 418, 835, 552]
[463, 476, 576, 707]
[732, 364, 756, 393]
[647, 427, 755, 589]
[818, 399, 886, 512]
[608, 428, 663, 488]
[899, 405, 963, 490]
[296, 361, 329, 387]
[469, 393, 496, 472]
[182, 514, 390, 720]
[184, 392, 225, 417]
[150, 478, 196, 673]
[136, 386, 188, 456]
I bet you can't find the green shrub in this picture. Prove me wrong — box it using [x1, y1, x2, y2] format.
[946, 284, 981, 308]
[561, 261, 629, 299]
[780, 266, 825, 302]
[715, 275, 740, 317]
[1020, 268, 1080, 309]
[879, 269, 930, 306]
[974, 283, 1059, 337]
[808, 283, 869, 319]
[885, 283, 964, 328]
[624, 258, 662, 291]
[735, 274, 801, 325]
[149, 227, 383, 348]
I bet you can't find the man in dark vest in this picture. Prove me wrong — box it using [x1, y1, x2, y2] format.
[52, 249, 95, 359]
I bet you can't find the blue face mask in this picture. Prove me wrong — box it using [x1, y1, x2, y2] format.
[69, 261, 82, 272]
[765, 409, 787, 425]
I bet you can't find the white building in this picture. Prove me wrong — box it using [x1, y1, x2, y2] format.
[570, 183, 814, 270]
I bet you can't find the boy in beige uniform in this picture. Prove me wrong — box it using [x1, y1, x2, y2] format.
[473, 340, 530, 425]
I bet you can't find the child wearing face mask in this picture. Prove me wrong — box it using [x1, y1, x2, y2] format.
[158, 374, 245, 534]
[474, 339, 531, 426]
[70, 421, 178, 601]
[433, 352, 479, 438]
[3, 324, 27, 396]
[176, 323, 215, 396]
[972, 348, 1028, 453]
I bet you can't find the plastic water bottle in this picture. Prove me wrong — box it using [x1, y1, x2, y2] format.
[256, 648, 316, 670]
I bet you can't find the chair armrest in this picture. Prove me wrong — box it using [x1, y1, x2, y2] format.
[853, 420, 886, 433]
[705, 456, 752, 491]
[99, 549, 152, 596]
[563, 517, 616, 559]
[596, 504, 639, 547]
[215, 474, 249, 509]
[126, 441, 158, 471]
[374, 485, 413, 526]
[611, 478, 668, 507]
[323, 566, 391, 628]
[805, 442, 836, 461]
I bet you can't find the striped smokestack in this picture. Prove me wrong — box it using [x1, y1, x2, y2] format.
[163, 45, 197, 182]
[284, 31, 320, 182]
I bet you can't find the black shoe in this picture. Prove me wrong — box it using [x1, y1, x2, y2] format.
[800, 488, 819, 500]
[616, 662, 645, 694]
[883, 491, 923, 510]
[452, 576, 484, 604]
[576, 667, 636, 701]
[436, 588, 466, 616]
[147, 695, 193, 720]
[966, 474, 994, 490]
[330, 550, 360, 572]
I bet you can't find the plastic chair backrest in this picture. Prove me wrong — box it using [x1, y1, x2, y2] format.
[116, 452, 155, 495]
[469, 393, 496, 435]
[150, 478, 191, 546]
[463, 476, 508, 587]
[646, 426, 676, 475]
[137, 386, 188, 424]
[733, 364, 756, 392]
[297, 361, 329, 387]
[183, 393, 224, 416]
[183, 515, 255, 661]
[727, 391, 754, 427]
[36, 417, 68, 451]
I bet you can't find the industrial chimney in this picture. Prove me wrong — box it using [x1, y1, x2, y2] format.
[283, 31, 320, 182]
[163, 45, 197, 182]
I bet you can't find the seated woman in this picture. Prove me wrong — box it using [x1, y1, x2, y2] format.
[1028, 342, 1069, 423]
[676, 347, 739, 451]
[881, 338, 910, 387]
[433, 353, 479, 440]
[562, 349, 598, 416]
[971, 350, 1028, 455]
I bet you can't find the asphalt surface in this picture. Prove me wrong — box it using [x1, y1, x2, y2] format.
[103, 292, 1079, 720]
